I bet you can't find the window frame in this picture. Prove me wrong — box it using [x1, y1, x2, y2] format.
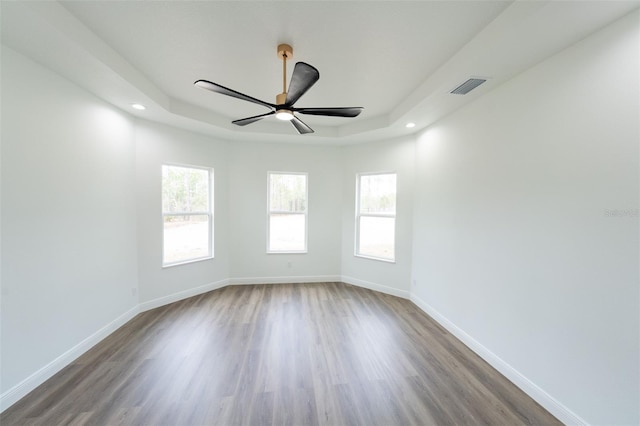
[355, 171, 397, 263]
[267, 171, 308, 254]
[161, 163, 214, 267]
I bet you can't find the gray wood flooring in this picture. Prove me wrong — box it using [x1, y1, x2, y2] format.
[1, 282, 561, 425]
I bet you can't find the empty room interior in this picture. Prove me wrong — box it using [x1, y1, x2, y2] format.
[1, 1, 639, 425]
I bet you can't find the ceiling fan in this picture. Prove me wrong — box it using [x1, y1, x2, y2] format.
[194, 44, 363, 134]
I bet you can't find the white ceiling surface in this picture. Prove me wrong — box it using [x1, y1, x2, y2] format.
[2, 1, 638, 145]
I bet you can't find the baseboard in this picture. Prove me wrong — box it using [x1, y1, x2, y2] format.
[139, 278, 230, 312]
[341, 275, 410, 299]
[409, 293, 587, 426]
[229, 275, 342, 285]
[0, 304, 140, 412]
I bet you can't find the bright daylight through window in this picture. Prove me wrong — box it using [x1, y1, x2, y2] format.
[162, 165, 213, 266]
[268, 172, 307, 253]
[356, 172, 396, 261]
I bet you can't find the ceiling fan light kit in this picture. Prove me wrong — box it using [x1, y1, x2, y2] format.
[275, 110, 294, 121]
[194, 43, 363, 134]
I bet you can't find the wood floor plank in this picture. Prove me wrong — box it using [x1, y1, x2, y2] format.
[1, 282, 561, 425]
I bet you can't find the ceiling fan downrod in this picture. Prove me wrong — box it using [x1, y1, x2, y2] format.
[275, 44, 293, 119]
[276, 44, 292, 105]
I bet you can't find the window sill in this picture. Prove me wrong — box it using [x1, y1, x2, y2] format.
[355, 254, 396, 264]
[162, 256, 213, 268]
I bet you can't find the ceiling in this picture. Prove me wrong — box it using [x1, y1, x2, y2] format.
[2, 1, 638, 144]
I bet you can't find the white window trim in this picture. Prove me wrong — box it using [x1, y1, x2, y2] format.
[162, 163, 214, 268]
[267, 171, 308, 254]
[355, 171, 397, 263]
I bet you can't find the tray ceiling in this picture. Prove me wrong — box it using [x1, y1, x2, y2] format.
[2, 1, 638, 144]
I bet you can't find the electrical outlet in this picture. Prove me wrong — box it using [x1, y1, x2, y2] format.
[131, 288, 138, 297]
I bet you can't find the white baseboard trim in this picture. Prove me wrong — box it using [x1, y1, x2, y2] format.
[139, 278, 230, 312]
[341, 275, 410, 299]
[0, 305, 140, 413]
[229, 275, 341, 285]
[410, 293, 587, 426]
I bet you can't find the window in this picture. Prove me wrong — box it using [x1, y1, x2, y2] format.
[356, 172, 396, 262]
[162, 164, 213, 266]
[268, 172, 307, 253]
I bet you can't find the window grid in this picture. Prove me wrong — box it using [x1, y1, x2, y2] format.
[162, 164, 214, 267]
[355, 172, 397, 262]
[267, 172, 308, 253]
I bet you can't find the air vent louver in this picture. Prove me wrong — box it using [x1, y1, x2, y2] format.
[450, 78, 487, 95]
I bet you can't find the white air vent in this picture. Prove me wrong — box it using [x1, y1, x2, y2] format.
[450, 78, 487, 95]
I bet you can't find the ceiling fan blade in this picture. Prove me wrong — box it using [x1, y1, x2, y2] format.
[290, 115, 314, 134]
[294, 107, 363, 117]
[285, 62, 319, 106]
[195, 79, 274, 110]
[232, 111, 275, 126]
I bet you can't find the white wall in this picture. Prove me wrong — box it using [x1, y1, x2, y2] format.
[411, 11, 639, 425]
[228, 141, 342, 282]
[135, 120, 230, 306]
[1, 46, 139, 399]
[3, 9, 638, 425]
[340, 137, 415, 297]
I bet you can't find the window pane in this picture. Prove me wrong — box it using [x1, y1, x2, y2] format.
[359, 173, 396, 214]
[269, 173, 306, 212]
[358, 216, 395, 260]
[162, 165, 209, 213]
[269, 213, 306, 251]
[163, 215, 210, 264]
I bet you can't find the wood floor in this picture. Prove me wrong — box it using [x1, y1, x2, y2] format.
[2, 282, 561, 425]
